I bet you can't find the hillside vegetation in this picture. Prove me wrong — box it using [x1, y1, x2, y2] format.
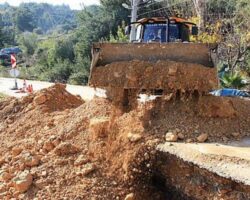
[0, 0, 249, 87]
[0, 1, 129, 85]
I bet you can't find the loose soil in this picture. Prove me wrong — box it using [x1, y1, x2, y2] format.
[90, 60, 218, 94]
[0, 84, 249, 199]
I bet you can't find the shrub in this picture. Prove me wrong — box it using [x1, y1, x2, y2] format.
[220, 72, 246, 89]
[40, 60, 73, 83]
[68, 71, 89, 85]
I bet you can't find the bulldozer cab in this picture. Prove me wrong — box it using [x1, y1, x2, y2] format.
[131, 17, 198, 43]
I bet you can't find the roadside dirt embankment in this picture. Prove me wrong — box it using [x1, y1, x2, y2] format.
[0, 84, 249, 199]
[154, 153, 250, 200]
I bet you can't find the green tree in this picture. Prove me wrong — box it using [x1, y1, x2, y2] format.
[42, 60, 73, 83]
[100, 0, 130, 34]
[18, 32, 38, 55]
[15, 7, 36, 32]
[2, 26, 16, 46]
[33, 28, 43, 35]
[0, 29, 4, 48]
[54, 37, 75, 61]
[68, 56, 90, 85]
[74, 2, 129, 75]
[0, 14, 4, 48]
[109, 22, 129, 42]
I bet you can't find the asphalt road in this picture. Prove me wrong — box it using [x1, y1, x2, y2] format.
[0, 77, 106, 101]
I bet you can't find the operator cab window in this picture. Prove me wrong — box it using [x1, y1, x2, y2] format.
[143, 23, 182, 43]
[143, 24, 167, 43]
[169, 24, 179, 42]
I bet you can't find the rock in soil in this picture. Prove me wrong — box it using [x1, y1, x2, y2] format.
[12, 170, 33, 193]
[197, 133, 208, 143]
[165, 132, 178, 142]
[53, 142, 80, 156]
[127, 132, 142, 143]
[124, 193, 135, 200]
[177, 133, 185, 140]
[82, 163, 96, 176]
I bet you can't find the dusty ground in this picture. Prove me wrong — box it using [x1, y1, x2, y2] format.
[0, 84, 249, 200]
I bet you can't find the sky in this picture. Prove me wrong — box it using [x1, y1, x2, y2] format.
[0, 0, 100, 10]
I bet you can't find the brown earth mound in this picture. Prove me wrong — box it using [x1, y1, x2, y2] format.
[31, 83, 83, 111]
[0, 84, 249, 200]
[90, 60, 218, 93]
[0, 83, 83, 118]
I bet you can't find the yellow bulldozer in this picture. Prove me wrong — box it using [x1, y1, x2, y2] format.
[89, 17, 219, 107]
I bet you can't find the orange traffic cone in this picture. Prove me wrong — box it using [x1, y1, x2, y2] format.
[30, 84, 34, 93]
[27, 85, 31, 93]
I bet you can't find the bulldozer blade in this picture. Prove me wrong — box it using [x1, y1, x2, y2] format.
[90, 43, 217, 68]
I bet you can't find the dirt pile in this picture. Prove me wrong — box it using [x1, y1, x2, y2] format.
[90, 60, 218, 94]
[0, 84, 249, 199]
[0, 84, 116, 199]
[0, 83, 83, 121]
[140, 95, 250, 142]
[32, 83, 83, 111]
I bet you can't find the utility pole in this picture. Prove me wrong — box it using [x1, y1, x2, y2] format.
[130, 0, 140, 42]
